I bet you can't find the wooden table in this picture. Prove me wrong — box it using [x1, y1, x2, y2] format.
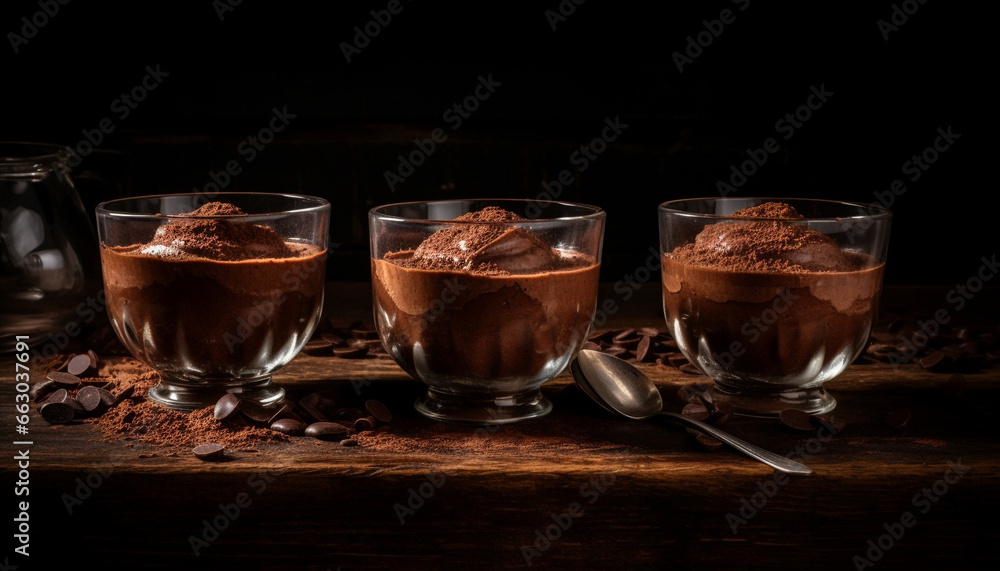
[4, 282, 998, 570]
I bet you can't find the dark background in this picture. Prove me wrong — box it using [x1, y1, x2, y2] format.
[1, 0, 991, 286]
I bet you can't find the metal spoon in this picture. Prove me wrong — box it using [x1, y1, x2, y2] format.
[571, 349, 812, 475]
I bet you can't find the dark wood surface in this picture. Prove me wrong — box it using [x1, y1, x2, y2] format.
[3, 282, 999, 570]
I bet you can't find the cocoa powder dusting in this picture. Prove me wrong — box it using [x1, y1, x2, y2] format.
[669, 201, 855, 273]
[409, 207, 526, 272]
[389, 206, 562, 274]
[731, 202, 804, 219]
[185, 202, 246, 217]
[87, 360, 288, 449]
[139, 201, 295, 261]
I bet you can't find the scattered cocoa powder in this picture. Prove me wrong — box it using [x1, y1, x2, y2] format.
[83, 359, 288, 449]
[95, 399, 287, 449]
[353, 420, 623, 455]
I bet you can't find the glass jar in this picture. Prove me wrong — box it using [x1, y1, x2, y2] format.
[0, 142, 102, 354]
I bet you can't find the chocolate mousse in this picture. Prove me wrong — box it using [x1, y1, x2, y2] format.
[372, 207, 600, 389]
[661, 202, 883, 390]
[100, 202, 326, 385]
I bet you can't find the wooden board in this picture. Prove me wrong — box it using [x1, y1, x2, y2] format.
[3, 283, 998, 570]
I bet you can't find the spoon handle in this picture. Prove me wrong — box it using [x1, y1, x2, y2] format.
[659, 412, 813, 475]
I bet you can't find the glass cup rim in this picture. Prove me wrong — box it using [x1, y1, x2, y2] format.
[369, 198, 605, 224]
[657, 197, 892, 222]
[96, 192, 331, 221]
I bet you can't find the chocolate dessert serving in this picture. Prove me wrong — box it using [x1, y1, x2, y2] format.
[100, 201, 326, 398]
[372, 206, 600, 389]
[661, 201, 885, 412]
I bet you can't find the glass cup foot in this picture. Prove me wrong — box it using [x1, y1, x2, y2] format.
[414, 388, 552, 425]
[704, 384, 836, 418]
[147, 374, 285, 412]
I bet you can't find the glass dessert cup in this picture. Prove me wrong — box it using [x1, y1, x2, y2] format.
[369, 199, 605, 424]
[96, 192, 329, 411]
[658, 197, 891, 417]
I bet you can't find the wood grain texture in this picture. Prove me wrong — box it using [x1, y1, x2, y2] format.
[3, 283, 998, 570]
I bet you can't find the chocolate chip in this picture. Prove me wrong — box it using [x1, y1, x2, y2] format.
[943, 346, 965, 362]
[321, 333, 347, 347]
[97, 388, 116, 407]
[87, 349, 100, 369]
[41, 354, 67, 372]
[305, 422, 350, 441]
[298, 393, 329, 422]
[677, 385, 706, 405]
[66, 353, 94, 376]
[332, 405, 362, 419]
[918, 350, 946, 370]
[866, 343, 895, 357]
[353, 416, 374, 432]
[588, 330, 614, 343]
[29, 379, 55, 402]
[353, 336, 381, 350]
[76, 385, 104, 413]
[41, 388, 69, 405]
[887, 408, 911, 429]
[635, 336, 652, 362]
[637, 327, 661, 337]
[302, 338, 333, 356]
[581, 341, 602, 352]
[47, 371, 81, 389]
[192, 443, 226, 460]
[333, 345, 369, 359]
[340, 437, 359, 447]
[780, 409, 816, 432]
[326, 420, 356, 430]
[40, 401, 75, 424]
[238, 399, 275, 425]
[709, 401, 733, 425]
[657, 339, 679, 351]
[695, 433, 723, 451]
[603, 345, 627, 357]
[682, 403, 710, 421]
[114, 384, 135, 404]
[213, 394, 242, 421]
[612, 328, 636, 341]
[270, 418, 307, 436]
[63, 398, 86, 413]
[364, 399, 392, 423]
[614, 336, 641, 349]
[267, 401, 298, 425]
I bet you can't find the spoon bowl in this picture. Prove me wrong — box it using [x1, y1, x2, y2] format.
[572, 350, 813, 475]
[573, 348, 663, 419]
